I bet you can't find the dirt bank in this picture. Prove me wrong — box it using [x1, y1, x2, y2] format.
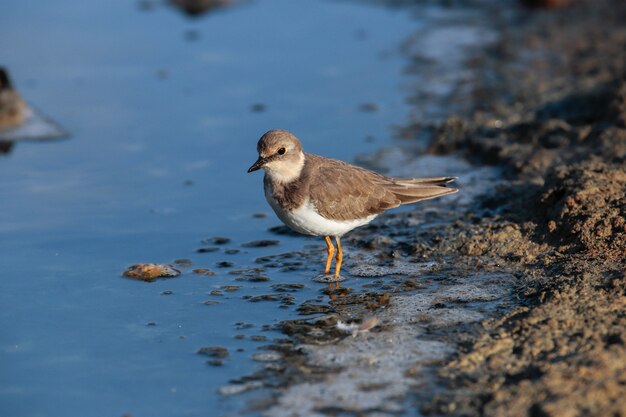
[401, 0, 626, 415]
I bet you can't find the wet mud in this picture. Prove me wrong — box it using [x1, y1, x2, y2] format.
[228, 0, 626, 415]
[401, 0, 626, 415]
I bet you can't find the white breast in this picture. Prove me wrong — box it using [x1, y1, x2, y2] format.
[265, 193, 377, 237]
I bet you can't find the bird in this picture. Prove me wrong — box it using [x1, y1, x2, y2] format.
[0, 68, 26, 131]
[247, 129, 458, 280]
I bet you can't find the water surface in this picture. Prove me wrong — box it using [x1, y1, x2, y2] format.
[0, 1, 418, 416]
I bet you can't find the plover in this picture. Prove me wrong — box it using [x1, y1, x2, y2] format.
[248, 129, 458, 279]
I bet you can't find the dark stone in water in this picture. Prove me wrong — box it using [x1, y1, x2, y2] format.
[244, 294, 295, 306]
[297, 303, 332, 315]
[192, 268, 215, 276]
[321, 286, 353, 297]
[197, 346, 229, 358]
[242, 240, 280, 248]
[224, 249, 240, 254]
[197, 247, 219, 253]
[268, 225, 303, 236]
[246, 275, 271, 282]
[221, 285, 241, 292]
[161, 290, 174, 295]
[202, 236, 231, 245]
[216, 261, 234, 268]
[271, 283, 305, 292]
[173, 258, 193, 267]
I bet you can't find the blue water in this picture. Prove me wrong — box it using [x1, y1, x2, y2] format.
[0, 1, 418, 416]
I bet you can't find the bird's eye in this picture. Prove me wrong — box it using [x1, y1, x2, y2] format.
[277, 147, 286, 155]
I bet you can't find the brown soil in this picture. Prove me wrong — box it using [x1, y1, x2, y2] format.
[396, 0, 626, 415]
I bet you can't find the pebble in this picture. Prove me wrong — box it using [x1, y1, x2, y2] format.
[197, 346, 229, 358]
[196, 247, 219, 253]
[202, 237, 231, 245]
[192, 268, 215, 276]
[173, 258, 193, 267]
[122, 264, 181, 281]
[241, 240, 280, 248]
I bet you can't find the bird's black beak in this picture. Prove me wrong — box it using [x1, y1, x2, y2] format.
[247, 156, 267, 173]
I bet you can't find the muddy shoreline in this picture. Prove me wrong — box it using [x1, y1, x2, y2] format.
[240, 0, 626, 416]
[412, 1, 626, 415]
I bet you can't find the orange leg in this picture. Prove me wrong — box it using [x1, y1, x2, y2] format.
[334, 236, 343, 279]
[324, 236, 335, 275]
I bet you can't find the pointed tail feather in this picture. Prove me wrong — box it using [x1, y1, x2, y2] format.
[393, 176, 457, 185]
[387, 176, 458, 205]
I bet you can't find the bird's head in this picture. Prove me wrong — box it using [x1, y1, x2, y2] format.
[247, 129, 305, 183]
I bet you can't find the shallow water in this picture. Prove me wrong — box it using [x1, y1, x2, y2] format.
[0, 1, 423, 416]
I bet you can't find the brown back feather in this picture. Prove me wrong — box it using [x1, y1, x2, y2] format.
[304, 154, 400, 221]
[269, 153, 457, 222]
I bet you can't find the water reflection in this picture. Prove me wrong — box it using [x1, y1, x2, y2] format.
[0, 68, 67, 155]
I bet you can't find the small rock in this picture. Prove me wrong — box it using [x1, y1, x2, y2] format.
[202, 237, 231, 245]
[197, 346, 229, 358]
[122, 264, 181, 281]
[245, 275, 270, 282]
[216, 261, 234, 268]
[271, 283, 305, 292]
[173, 258, 193, 267]
[193, 268, 215, 276]
[196, 247, 219, 253]
[241, 240, 279, 248]
[267, 225, 302, 236]
[297, 303, 332, 315]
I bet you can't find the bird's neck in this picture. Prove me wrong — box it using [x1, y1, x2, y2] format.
[265, 151, 305, 184]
